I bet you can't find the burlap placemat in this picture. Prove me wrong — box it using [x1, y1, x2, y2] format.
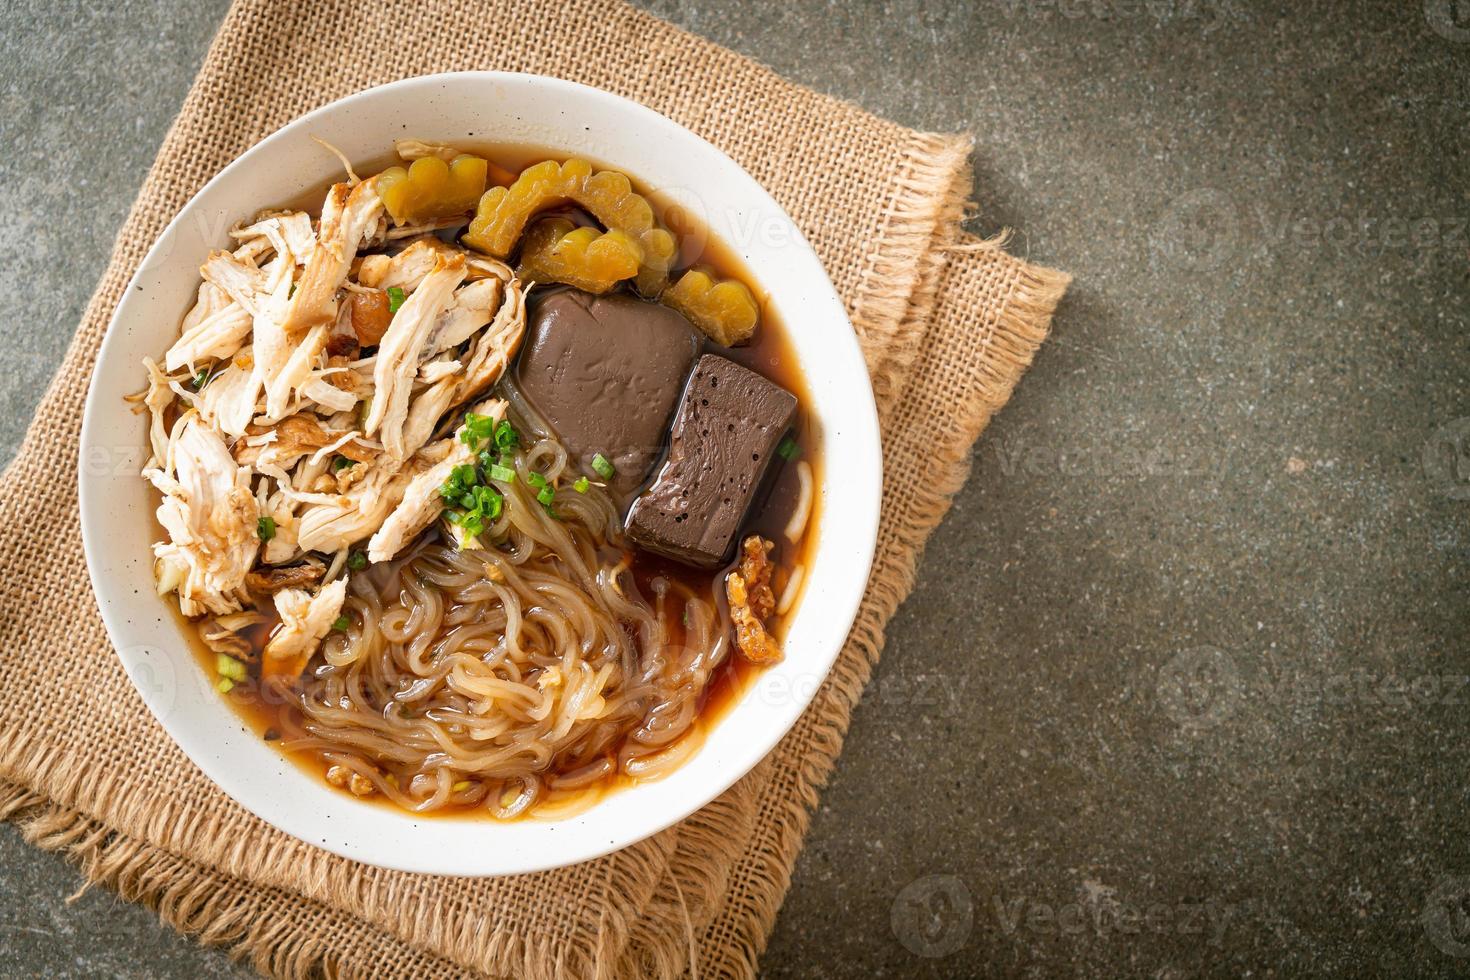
[0, 1, 1069, 976]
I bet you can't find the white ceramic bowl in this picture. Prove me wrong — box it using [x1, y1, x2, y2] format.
[79, 72, 880, 876]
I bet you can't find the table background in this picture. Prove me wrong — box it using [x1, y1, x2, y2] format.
[2, 1, 1467, 976]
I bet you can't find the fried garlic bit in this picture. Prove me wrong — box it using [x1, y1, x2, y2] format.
[727, 536, 782, 664]
[661, 267, 760, 346]
[462, 158, 677, 295]
[378, 154, 487, 225]
[517, 216, 644, 293]
[326, 764, 377, 797]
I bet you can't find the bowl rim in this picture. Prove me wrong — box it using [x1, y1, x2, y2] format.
[79, 71, 881, 876]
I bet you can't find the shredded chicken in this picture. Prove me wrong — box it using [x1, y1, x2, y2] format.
[294, 451, 436, 554]
[140, 161, 527, 635]
[166, 280, 252, 371]
[424, 276, 502, 358]
[193, 353, 259, 438]
[146, 416, 260, 617]
[234, 415, 375, 468]
[200, 250, 270, 317]
[263, 578, 347, 665]
[357, 236, 457, 291]
[397, 276, 526, 454]
[726, 536, 782, 664]
[282, 177, 383, 335]
[365, 251, 467, 459]
[367, 399, 506, 563]
[232, 211, 315, 258]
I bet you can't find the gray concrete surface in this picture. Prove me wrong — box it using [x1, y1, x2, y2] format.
[1, 0, 1467, 976]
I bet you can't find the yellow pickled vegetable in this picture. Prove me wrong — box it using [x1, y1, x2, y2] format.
[517, 217, 644, 293]
[377, 154, 487, 225]
[462, 158, 677, 295]
[661, 268, 760, 346]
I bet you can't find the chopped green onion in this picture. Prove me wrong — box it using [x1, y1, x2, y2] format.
[487, 462, 516, 483]
[439, 463, 478, 500]
[573, 476, 590, 493]
[333, 455, 355, 471]
[357, 396, 373, 427]
[526, 471, 548, 490]
[386, 286, 406, 313]
[476, 484, 503, 520]
[191, 368, 211, 391]
[536, 484, 556, 507]
[331, 615, 351, 632]
[216, 677, 235, 694]
[216, 654, 247, 682]
[493, 419, 519, 453]
[450, 482, 503, 540]
[777, 436, 800, 461]
[347, 550, 367, 570]
[460, 412, 496, 448]
[591, 453, 615, 479]
[256, 516, 276, 541]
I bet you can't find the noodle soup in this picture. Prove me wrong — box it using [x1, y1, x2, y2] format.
[140, 140, 819, 819]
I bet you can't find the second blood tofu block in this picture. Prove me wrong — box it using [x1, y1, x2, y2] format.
[628, 354, 797, 568]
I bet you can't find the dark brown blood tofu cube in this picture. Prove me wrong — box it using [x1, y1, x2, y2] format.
[627, 354, 797, 568]
[516, 289, 701, 489]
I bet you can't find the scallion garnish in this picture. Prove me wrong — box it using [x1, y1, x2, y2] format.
[487, 462, 516, 483]
[493, 419, 519, 453]
[573, 476, 590, 493]
[386, 286, 406, 313]
[591, 453, 615, 479]
[216, 677, 235, 694]
[331, 615, 351, 632]
[256, 516, 276, 541]
[347, 550, 367, 570]
[439, 463, 478, 501]
[460, 412, 496, 448]
[526, 471, 548, 490]
[333, 455, 355, 471]
[216, 654, 247, 683]
[536, 484, 555, 507]
[777, 436, 800, 461]
[191, 368, 212, 391]
[454, 483, 503, 537]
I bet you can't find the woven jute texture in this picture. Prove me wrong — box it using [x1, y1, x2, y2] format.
[0, 1, 1069, 976]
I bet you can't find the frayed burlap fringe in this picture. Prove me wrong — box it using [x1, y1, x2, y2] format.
[0, 0, 1069, 976]
[0, 777, 494, 979]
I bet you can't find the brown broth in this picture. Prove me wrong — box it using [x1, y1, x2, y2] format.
[178, 143, 824, 819]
